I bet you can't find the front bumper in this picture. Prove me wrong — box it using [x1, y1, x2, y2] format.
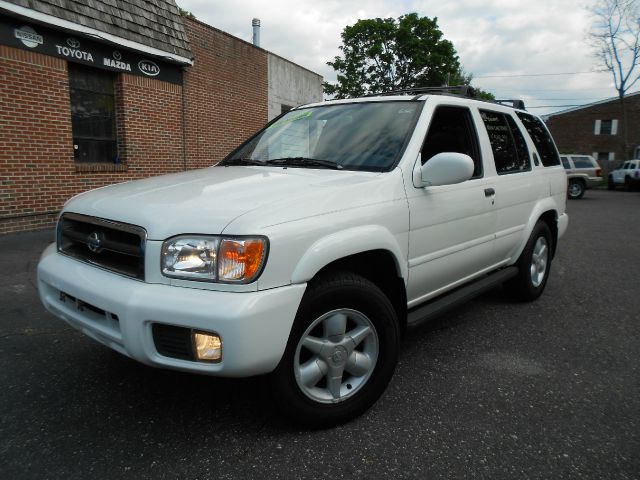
[37, 244, 306, 377]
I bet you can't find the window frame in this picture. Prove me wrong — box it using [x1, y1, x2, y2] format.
[515, 111, 560, 167]
[421, 104, 483, 179]
[479, 109, 532, 176]
[68, 64, 119, 164]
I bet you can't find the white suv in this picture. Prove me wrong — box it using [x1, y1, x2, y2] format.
[609, 159, 640, 190]
[38, 89, 568, 427]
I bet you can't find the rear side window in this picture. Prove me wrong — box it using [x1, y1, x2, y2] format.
[480, 110, 531, 175]
[571, 156, 596, 168]
[516, 112, 560, 166]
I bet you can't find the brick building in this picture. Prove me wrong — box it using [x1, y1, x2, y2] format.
[0, 0, 323, 234]
[545, 92, 640, 175]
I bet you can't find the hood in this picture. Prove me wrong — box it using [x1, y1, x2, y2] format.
[63, 166, 387, 240]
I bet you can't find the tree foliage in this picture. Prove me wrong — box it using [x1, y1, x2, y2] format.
[324, 13, 492, 99]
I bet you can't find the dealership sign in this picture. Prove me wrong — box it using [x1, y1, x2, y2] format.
[1, 18, 183, 84]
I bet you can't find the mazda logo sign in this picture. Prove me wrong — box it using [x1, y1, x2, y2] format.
[87, 231, 103, 253]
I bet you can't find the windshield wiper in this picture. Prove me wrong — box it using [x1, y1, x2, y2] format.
[265, 157, 343, 170]
[219, 158, 266, 167]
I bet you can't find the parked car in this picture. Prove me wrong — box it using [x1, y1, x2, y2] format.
[559, 154, 602, 199]
[609, 159, 640, 190]
[38, 88, 568, 427]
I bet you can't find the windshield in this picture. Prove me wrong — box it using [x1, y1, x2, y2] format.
[220, 101, 421, 172]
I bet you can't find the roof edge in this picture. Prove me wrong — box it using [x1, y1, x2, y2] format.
[0, 0, 193, 64]
[546, 90, 640, 118]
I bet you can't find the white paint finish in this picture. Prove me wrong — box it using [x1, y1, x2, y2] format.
[62, 166, 386, 241]
[267, 53, 323, 120]
[38, 244, 306, 376]
[594, 119, 602, 135]
[491, 171, 546, 262]
[239, 168, 410, 290]
[404, 176, 497, 302]
[611, 119, 618, 135]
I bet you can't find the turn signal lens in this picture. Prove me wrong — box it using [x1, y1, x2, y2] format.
[193, 331, 222, 362]
[218, 238, 267, 282]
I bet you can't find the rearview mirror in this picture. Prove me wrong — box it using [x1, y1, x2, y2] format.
[413, 152, 474, 187]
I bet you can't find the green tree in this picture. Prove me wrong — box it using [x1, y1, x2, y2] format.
[324, 13, 492, 99]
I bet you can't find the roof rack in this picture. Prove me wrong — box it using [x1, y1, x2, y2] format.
[363, 85, 477, 99]
[359, 85, 527, 110]
[494, 99, 526, 110]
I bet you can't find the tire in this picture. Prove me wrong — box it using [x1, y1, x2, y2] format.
[625, 176, 631, 191]
[504, 221, 553, 302]
[608, 175, 615, 190]
[568, 179, 585, 199]
[271, 272, 400, 428]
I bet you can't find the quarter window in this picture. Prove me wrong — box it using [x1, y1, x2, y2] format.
[516, 112, 560, 167]
[480, 110, 531, 174]
[69, 64, 118, 163]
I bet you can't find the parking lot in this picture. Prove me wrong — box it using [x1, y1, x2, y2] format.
[1, 188, 638, 479]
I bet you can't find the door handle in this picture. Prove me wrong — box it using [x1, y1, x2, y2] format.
[484, 188, 495, 197]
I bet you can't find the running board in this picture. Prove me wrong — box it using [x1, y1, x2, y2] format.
[407, 266, 518, 328]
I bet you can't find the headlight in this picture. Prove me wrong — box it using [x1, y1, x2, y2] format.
[161, 235, 268, 283]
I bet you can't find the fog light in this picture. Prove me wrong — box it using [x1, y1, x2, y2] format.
[193, 331, 222, 362]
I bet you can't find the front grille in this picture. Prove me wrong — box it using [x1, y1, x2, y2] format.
[152, 324, 195, 361]
[58, 213, 146, 280]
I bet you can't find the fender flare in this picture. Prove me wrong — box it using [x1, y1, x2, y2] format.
[510, 199, 559, 262]
[290, 225, 408, 284]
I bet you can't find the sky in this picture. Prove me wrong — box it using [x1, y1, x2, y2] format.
[176, 0, 633, 115]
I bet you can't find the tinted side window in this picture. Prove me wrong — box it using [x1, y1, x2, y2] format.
[480, 110, 530, 174]
[571, 156, 595, 168]
[422, 106, 482, 177]
[516, 112, 560, 166]
[561, 157, 571, 169]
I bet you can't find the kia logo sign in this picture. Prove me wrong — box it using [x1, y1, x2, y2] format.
[138, 60, 160, 76]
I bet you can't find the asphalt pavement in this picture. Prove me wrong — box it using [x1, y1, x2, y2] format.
[1, 189, 639, 479]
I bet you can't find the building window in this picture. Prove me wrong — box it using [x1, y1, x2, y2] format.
[595, 152, 615, 162]
[594, 119, 618, 135]
[69, 64, 118, 163]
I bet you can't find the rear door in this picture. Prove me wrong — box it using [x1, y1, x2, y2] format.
[478, 109, 547, 263]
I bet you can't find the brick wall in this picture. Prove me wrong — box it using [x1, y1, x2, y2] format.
[0, 45, 185, 234]
[546, 94, 640, 174]
[0, 47, 71, 234]
[1, 18, 269, 235]
[182, 18, 268, 168]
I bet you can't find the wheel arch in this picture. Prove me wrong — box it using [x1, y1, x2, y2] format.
[291, 226, 408, 335]
[511, 203, 560, 263]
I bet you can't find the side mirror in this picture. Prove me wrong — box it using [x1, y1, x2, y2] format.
[413, 152, 475, 187]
